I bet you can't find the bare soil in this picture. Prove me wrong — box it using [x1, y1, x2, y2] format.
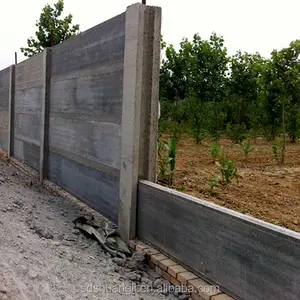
[0, 158, 177, 300]
[159, 135, 300, 233]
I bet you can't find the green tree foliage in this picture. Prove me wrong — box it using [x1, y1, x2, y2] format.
[21, 0, 80, 57]
[159, 33, 300, 148]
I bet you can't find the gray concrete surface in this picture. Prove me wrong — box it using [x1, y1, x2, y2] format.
[137, 180, 300, 300]
[119, 4, 162, 241]
[14, 53, 43, 170]
[0, 67, 10, 151]
[48, 12, 126, 222]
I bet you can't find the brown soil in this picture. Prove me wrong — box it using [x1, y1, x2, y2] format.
[158, 135, 300, 233]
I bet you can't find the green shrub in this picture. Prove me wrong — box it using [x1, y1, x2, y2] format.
[219, 155, 238, 185]
[241, 139, 254, 161]
[210, 143, 221, 162]
[226, 123, 247, 143]
[209, 177, 219, 195]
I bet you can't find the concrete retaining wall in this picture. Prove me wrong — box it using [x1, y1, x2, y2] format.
[137, 180, 300, 300]
[14, 53, 43, 170]
[0, 67, 10, 151]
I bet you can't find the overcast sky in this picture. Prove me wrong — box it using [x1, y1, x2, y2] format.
[0, 0, 299, 70]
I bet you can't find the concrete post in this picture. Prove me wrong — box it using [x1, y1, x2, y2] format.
[40, 48, 52, 182]
[119, 3, 162, 241]
[119, 3, 146, 241]
[7, 65, 15, 157]
[139, 6, 161, 182]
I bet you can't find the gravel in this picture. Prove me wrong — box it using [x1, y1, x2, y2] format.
[0, 158, 180, 300]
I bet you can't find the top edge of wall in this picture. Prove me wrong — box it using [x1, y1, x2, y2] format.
[0, 65, 12, 74]
[50, 11, 126, 52]
[138, 180, 300, 242]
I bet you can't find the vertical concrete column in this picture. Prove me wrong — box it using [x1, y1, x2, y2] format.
[40, 48, 52, 182]
[7, 65, 15, 157]
[119, 3, 146, 241]
[119, 3, 162, 241]
[139, 6, 162, 182]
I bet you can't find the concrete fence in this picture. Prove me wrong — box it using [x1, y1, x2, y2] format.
[137, 180, 300, 300]
[1, 3, 298, 300]
[0, 3, 161, 241]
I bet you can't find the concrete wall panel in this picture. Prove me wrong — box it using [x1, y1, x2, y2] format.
[14, 53, 43, 170]
[49, 12, 126, 220]
[137, 180, 300, 300]
[0, 67, 10, 150]
[48, 151, 119, 222]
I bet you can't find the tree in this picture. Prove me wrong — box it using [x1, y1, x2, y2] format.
[21, 0, 80, 57]
[226, 51, 265, 142]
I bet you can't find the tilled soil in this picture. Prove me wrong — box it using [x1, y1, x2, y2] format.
[0, 159, 180, 300]
[160, 136, 300, 233]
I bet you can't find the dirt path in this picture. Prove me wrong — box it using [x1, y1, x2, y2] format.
[0, 159, 177, 300]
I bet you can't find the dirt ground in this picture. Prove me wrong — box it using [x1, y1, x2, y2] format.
[0, 159, 180, 300]
[160, 135, 300, 233]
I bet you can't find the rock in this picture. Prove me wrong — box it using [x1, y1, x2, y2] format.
[67, 253, 74, 262]
[0, 287, 7, 294]
[132, 252, 145, 263]
[126, 272, 141, 282]
[153, 279, 163, 289]
[72, 229, 80, 235]
[28, 270, 38, 279]
[112, 257, 125, 266]
[141, 277, 153, 286]
[147, 269, 161, 281]
[31, 225, 54, 239]
[111, 266, 119, 273]
[12, 200, 23, 207]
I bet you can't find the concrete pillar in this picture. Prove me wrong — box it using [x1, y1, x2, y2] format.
[139, 6, 161, 182]
[118, 3, 162, 241]
[7, 65, 15, 157]
[40, 48, 52, 182]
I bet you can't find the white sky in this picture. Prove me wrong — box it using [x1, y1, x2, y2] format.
[0, 0, 299, 70]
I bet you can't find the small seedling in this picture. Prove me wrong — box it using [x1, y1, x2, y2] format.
[209, 177, 219, 195]
[241, 139, 254, 162]
[168, 136, 177, 184]
[272, 137, 283, 163]
[219, 155, 238, 185]
[157, 136, 177, 184]
[210, 143, 221, 163]
[158, 140, 170, 183]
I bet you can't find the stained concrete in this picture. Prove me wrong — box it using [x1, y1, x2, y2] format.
[137, 180, 300, 300]
[48, 12, 126, 221]
[0, 67, 10, 150]
[14, 53, 43, 170]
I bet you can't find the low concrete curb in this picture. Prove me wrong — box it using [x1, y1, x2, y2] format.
[129, 240, 235, 300]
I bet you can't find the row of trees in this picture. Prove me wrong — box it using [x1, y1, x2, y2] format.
[159, 33, 300, 148]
